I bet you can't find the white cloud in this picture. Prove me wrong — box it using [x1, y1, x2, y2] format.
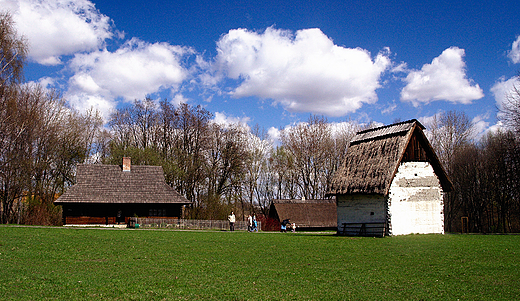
[381, 102, 397, 115]
[65, 38, 193, 119]
[508, 36, 520, 64]
[329, 120, 362, 139]
[391, 62, 408, 73]
[491, 75, 519, 131]
[463, 114, 506, 141]
[469, 114, 505, 140]
[25, 76, 55, 89]
[213, 112, 251, 128]
[171, 94, 189, 106]
[267, 127, 281, 144]
[471, 115, 491, 139]
[419, 113, 442, 128]
[3, 0, 113, 65]
[66, 93, 116, 121]
[400, 47, 484, 106]
[484, 121, 505, 136]
[491, 76, 519, 111]
[212, 27, 391, 117]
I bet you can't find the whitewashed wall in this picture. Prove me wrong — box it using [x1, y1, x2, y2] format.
[388, 162, 444, 235]
[336, 194, 386, 231]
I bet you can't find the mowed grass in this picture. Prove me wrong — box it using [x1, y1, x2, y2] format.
[0, 226, 519, 300]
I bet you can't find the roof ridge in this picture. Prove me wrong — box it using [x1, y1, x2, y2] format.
[356, 119, 422, 135]
[350, 119, 423, 145]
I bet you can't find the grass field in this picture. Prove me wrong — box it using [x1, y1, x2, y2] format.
[0, 226, 519, 300]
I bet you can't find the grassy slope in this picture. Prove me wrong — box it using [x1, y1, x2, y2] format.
[0, 226, 519, 300]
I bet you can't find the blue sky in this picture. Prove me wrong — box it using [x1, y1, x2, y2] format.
[2, 0, 520, 139]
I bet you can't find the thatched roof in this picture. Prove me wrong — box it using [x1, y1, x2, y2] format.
[328, 119, 453, 196]
[55, 163, 190, 205]
[270, 199, 337, 228]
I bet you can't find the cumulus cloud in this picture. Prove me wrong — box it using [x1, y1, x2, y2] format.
[65, 38, 193, 119]
[66, 93, 116, 121]
[171, 94, 189, 106]
[469, 114, 506, 140]
[418, 114, 441, 128]
[508, 36, 520, 64]
[213, 112, 251, 128]
[491, 76, 519, 110]
[212, 27, 391, 117]
[3, 0, 113, 65]
[400, 47, 484, 106]
[491, 75, 519, 129]
[267, 127, 281, 144]
[471, 114, 498, 140]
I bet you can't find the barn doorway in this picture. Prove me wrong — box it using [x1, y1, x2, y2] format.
[116, 209, 125, 224]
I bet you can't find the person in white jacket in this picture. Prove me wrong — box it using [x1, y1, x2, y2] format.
[247, 214, 253, 232]
[228, 211, 236, 231]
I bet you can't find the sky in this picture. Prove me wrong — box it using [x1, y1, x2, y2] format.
[2, 0, 520, 141]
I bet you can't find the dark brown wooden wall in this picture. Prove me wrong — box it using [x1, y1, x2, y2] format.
[61, 203, 184, 225]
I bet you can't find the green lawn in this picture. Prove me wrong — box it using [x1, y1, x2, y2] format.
[0, 226, 518, 300]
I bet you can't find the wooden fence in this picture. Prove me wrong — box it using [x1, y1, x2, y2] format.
[128, 217, 260, 231]
[338, 222, 387, 237]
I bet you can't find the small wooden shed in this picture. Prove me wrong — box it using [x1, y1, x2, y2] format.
[269, 199, 337, 231]
[328, 120, 452, 236]
[55, 157, 191, 225]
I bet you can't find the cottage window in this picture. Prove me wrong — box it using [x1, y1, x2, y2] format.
[149, 208, 166, 217]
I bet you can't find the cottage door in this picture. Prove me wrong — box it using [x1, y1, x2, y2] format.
[116, 209, 125, 224]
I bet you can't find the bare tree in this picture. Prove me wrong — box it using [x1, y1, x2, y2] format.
[450, 142, 485, 232]
[0, 14, 28, 223]
[0, 12, 26, 89]
[481, 131, 520, 233]
[133, 97, 159, 149]
[243, 125, 272, 215]
[500, 79, 520, 136]
[171, 103, 212, 205]
[0, 82, 95, 224]
[426, 111, 475, 173]
[202, 123, 249, 219]
[281, 116, 329, 199]
[280, 116, 358, 200]
[270, 146, 298, 200]
[424, 110, 475, 232]
[108, 107, 133, 148]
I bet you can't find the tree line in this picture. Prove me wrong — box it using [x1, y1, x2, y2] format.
[0, 12, 102, 224]
[1, 12, 519, 232]
[100, 98, 358, 220]
[428, 110, 520, 233]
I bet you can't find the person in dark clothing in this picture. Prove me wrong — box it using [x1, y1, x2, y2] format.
[281, 219, 290, 233]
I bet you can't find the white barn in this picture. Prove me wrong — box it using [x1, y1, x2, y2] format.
[328, 120, 453, 236]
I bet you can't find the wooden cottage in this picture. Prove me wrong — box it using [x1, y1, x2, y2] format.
[269, 199, 337, 231]
[55, 157, 191, 225]
[328, 120, 452, 236]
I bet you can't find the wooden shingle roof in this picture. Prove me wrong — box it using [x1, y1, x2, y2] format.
[270, 199, 337, 228]
[328, 119, 453, 196]
[55, 164, 190, 204]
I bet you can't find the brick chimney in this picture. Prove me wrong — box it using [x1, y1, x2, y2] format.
[123, 157, 131, 172]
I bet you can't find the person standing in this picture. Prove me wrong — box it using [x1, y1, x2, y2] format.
[247, 214, 253, 232]
[252, 214, 258, 232]
[228, 211, 236, 231]
[281, 219, 290, 233]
